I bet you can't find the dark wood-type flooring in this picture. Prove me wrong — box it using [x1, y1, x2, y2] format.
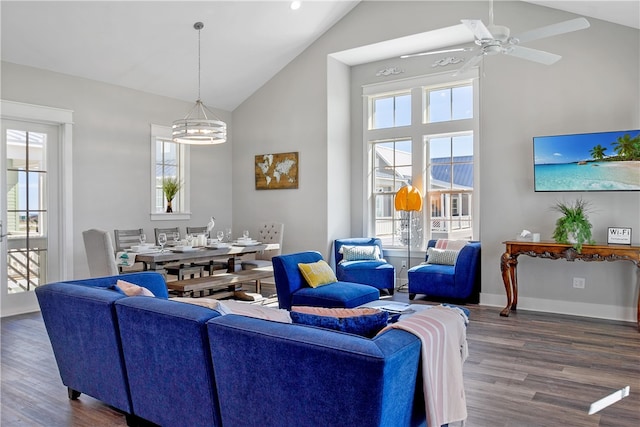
[2, 291, 639, 426]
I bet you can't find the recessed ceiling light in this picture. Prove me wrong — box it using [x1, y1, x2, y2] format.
[290, 1, 301, 11]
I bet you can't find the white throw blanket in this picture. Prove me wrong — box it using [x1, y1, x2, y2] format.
[378, 305, 468, 427]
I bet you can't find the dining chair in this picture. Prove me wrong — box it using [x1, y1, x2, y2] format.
[241, 222, 284, 295]
[82, 229, 120, 277]
[186, 226, 207, 236]
[153, 227, 204, 281]
[154, 227, 180, 246]
[114, 229, 144, 252]
[186, 226, 228, 274]
[114, 228, 146, 273]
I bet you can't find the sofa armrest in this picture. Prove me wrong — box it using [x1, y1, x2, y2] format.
[453, 242, 481, 285]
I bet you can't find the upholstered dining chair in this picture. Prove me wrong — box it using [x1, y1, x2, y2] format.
[240, 222, 284, 294]
[82, 229, 120, 277]
[241, 222, 284, 270]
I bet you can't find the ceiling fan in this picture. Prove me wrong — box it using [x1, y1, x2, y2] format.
[402, 0, 590, 75]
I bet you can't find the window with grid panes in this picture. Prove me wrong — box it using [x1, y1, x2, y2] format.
[365, 72, 478, 249]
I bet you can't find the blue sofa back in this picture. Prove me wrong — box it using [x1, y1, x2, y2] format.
[35, 272, 167, 414]
[272, 250, 323, 309]
[115, 297, 223, 427]
[207, 314, 423, 427]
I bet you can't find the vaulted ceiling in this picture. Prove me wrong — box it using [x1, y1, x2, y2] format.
[1, 1, 637, 111]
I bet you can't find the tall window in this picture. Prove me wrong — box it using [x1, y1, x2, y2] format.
[372, 138, 412, 246]
[365, 71, 479, 249]
[150, 124, 190, 219]
[155, 138, 181, 212]
[4, 129, 47, 292]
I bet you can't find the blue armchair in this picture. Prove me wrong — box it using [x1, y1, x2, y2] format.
[334, 238, 395, 295]
[272, 251, 380, 310]
[408, 240, 481, 303]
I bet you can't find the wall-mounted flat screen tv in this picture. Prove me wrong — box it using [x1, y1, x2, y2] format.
[533, 129, 640, 192]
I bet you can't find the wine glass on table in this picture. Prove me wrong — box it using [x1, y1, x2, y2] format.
[185, 233, 194, 247]
[139, 233, 146, 245]
[158, 233, 167, 253]
[216, 230, 224, 244]
[243, 230, 250, 239]
[172, 231, 180, 246]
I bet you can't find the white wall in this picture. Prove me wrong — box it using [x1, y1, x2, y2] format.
[2, 1, 638, 321]
[1, 61, 234, 279]
[232, 1, 639, 321]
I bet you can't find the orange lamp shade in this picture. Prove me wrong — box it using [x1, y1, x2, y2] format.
[394, 185, 423, 212]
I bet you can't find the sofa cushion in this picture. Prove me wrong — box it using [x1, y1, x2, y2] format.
[425, 247, 460, 266]
[339, 245, 381, 262]
[298, 260, 337, 288]
[290, 306, 388, 337]
[116, 279, 155, 296]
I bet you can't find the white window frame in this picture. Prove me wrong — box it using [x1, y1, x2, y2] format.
[363, 70, 480, 250]
[150, 124, 191, 221]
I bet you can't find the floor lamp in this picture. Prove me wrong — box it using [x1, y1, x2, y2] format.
[394, 185, 423, 291]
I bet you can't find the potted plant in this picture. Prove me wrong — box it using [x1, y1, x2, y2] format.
[551, 198, 595, 252]
[162, 177, 182, 213]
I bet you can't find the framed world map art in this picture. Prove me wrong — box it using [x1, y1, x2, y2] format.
[255, 152, 299, 190]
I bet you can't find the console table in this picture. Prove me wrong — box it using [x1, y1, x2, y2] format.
[500, 240, 640, 330]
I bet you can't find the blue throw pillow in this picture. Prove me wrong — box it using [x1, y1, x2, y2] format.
[290, 307, 388, 338]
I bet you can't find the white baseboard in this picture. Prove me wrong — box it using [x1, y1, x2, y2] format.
[480, 293, 637, 323]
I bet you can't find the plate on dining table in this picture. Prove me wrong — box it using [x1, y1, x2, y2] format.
[206, 242, 231, 249]
[233, 240, 261, 246]
[128, 246, 160, 254]
[170, 246, 201, 253]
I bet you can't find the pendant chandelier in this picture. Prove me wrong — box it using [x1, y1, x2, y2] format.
[172, 22, 227, 145]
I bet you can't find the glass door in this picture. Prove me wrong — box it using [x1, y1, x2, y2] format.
[1, 120, 59, 316]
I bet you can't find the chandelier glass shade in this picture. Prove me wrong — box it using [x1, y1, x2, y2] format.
[172, 22, 227, 145]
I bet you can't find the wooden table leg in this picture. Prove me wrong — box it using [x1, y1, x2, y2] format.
[500, 252, 518, 317]
[227, 257, 235, 273]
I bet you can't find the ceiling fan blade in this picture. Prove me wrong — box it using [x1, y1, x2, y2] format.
[461, 19, 493, 40]
[504, 45, 561, 65]
[454, 53, 484, 76]
[401, 47, 473, 59]
[513, 17, 590, 44]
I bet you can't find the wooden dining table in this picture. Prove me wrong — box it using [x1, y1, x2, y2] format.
[134, 243, 279, 273]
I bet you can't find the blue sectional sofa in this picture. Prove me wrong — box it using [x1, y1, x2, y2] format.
[35, 272, 168, 425]
[36, 273, 431, 427]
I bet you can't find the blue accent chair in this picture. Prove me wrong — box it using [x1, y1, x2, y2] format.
[334, 237, 396, 295]
[408, 240, 481, 303]
[272, 251, 380, 310]
[35, 272, 168, 424]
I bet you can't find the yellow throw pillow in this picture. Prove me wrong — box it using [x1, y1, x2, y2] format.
[298, 260, 337, 288]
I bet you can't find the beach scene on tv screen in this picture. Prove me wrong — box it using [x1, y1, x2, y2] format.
[534, 130, 640, 191]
